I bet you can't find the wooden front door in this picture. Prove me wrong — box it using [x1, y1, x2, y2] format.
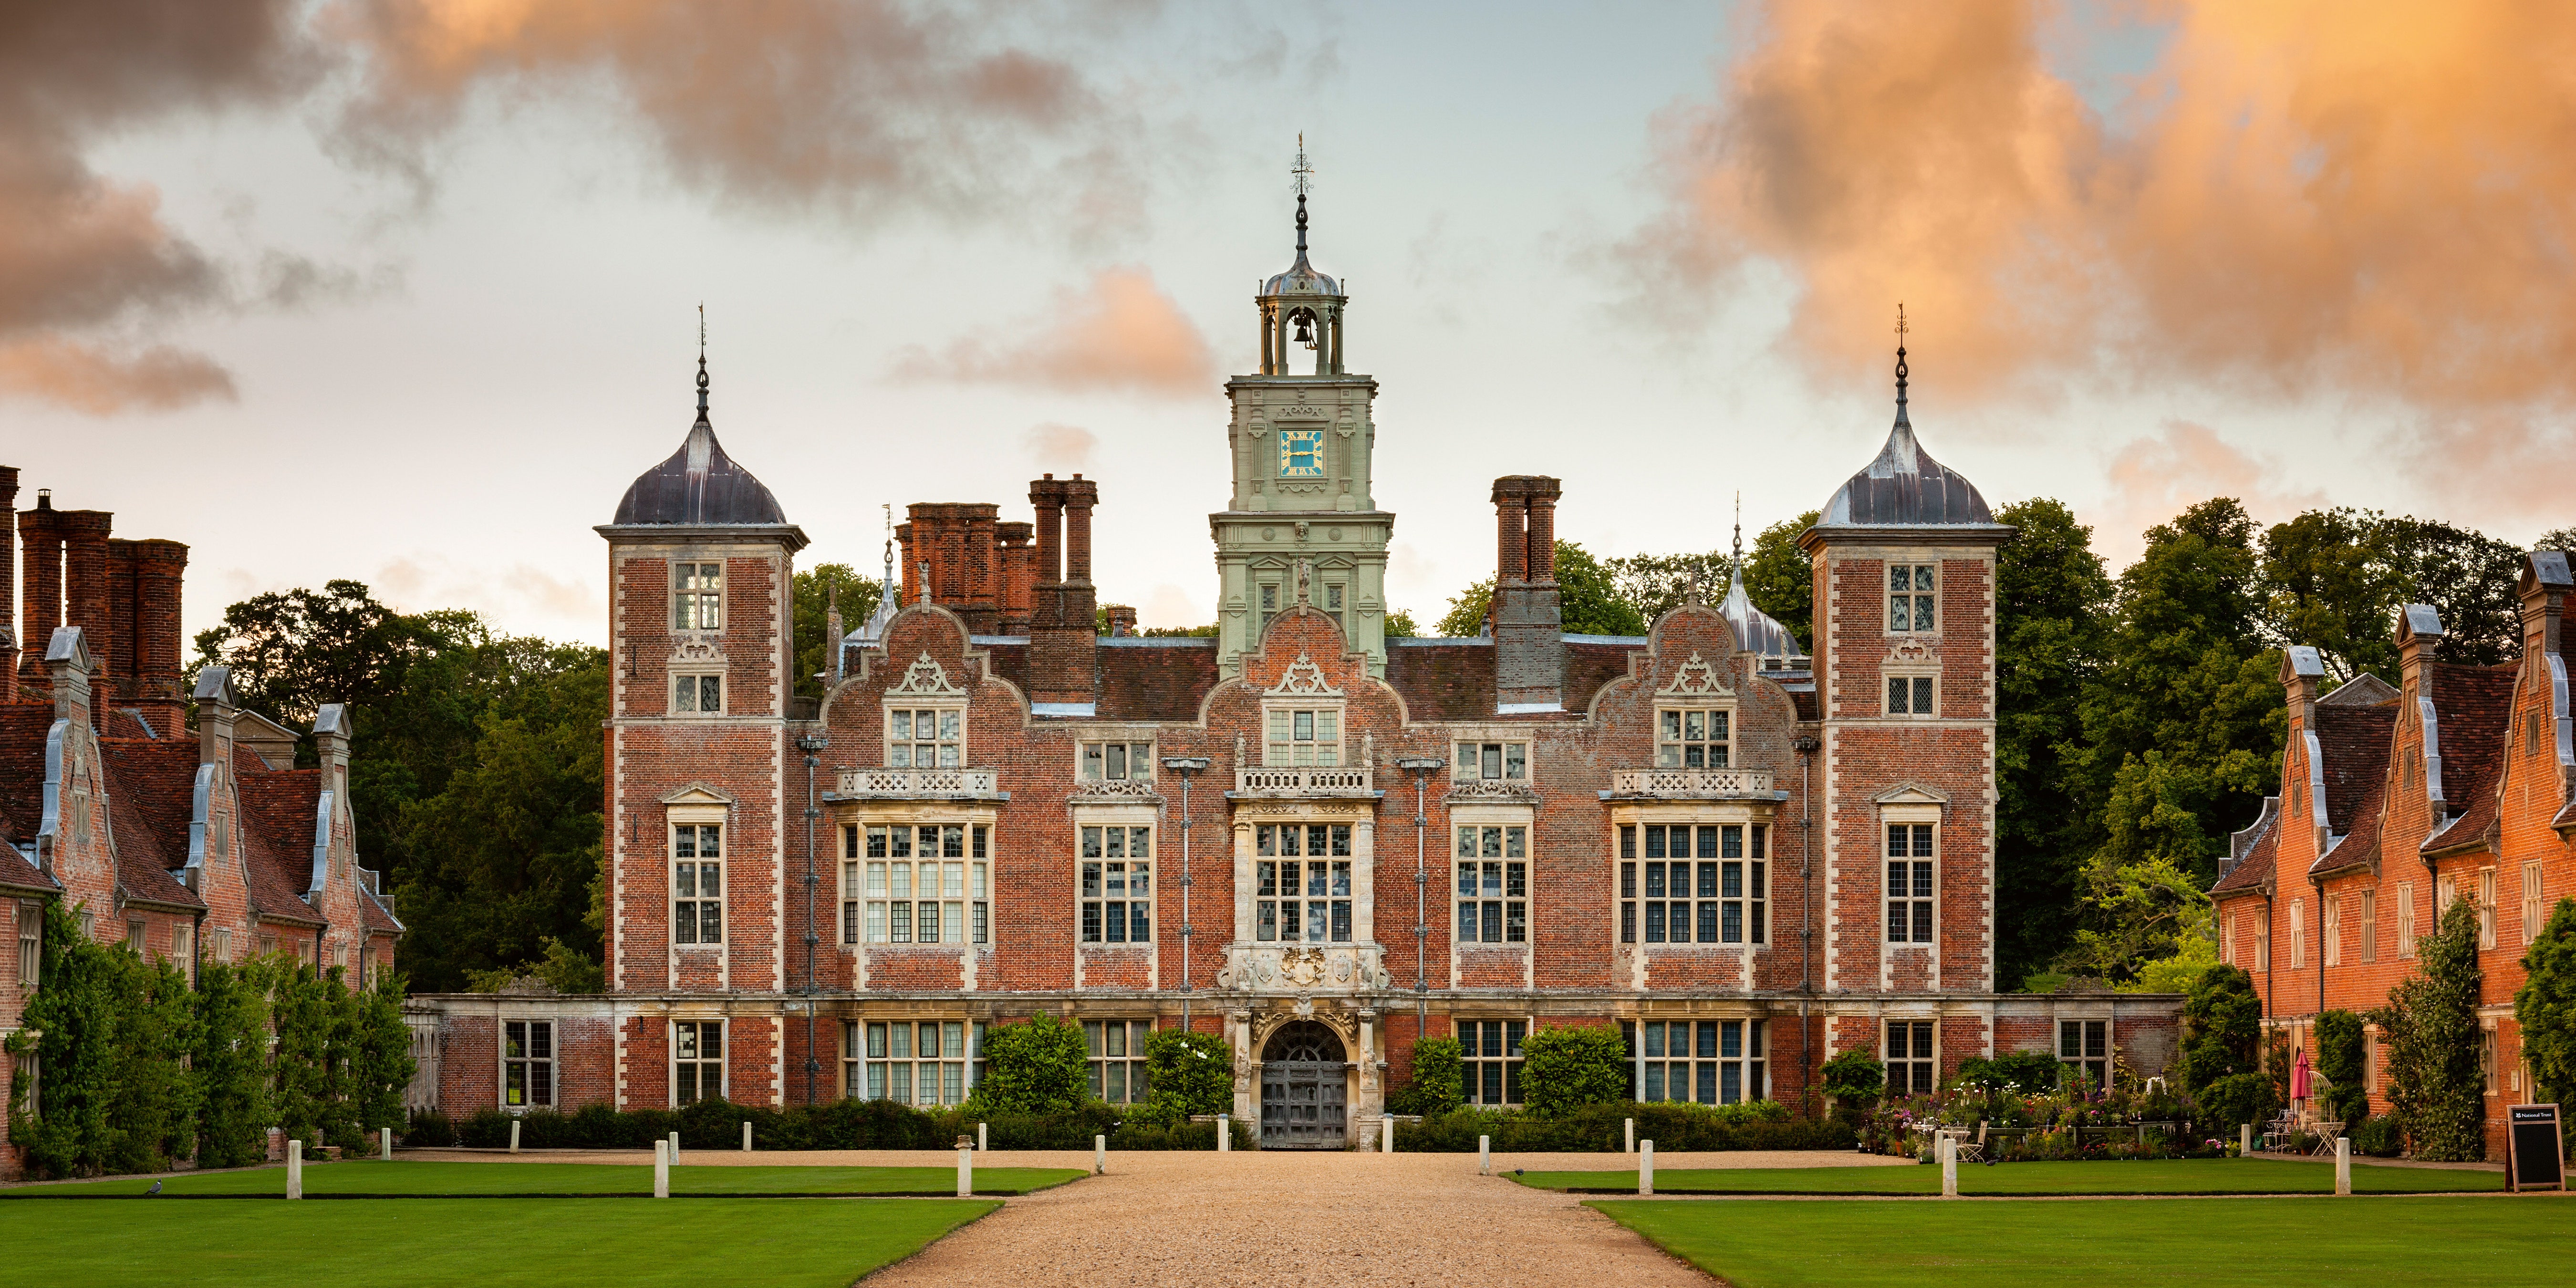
[1258, 1021, 1347, 1149]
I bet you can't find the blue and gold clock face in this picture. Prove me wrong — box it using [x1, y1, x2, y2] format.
[1279, 429, 1324, 477]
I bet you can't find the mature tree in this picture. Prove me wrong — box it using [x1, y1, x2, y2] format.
[1435, 540, 1646, 637]
[2538, 526, 2576, 553]
[2073, 499, 2284, 891]
[2313, 1009, 2370, 1129]
[790, 562, 876, 701]
[1991, 499, 2113, 987]
[1604, 550, 1724, 628]
[2261, 509, 2524, 678]
[2177, 963, 2262, 1096]
[1383, 609, 1420, 638]
[195, 582, 610, 994]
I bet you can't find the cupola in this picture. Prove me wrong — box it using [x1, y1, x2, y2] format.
[611, 347, 788, 527]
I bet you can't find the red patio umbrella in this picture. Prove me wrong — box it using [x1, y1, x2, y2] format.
[2291, 1046, 2313, 1101]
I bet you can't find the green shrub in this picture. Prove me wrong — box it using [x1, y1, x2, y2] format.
[5, 901, 203, 1178]
[2197, 1070, 2280, 1130]
[2179, 963, 2262, 1095]
[2313, 1008, 2369, 1128]
[2352, 1113, 2402, 1157]
[969, 1014, 1089, 1114]
[193, 959, 274, 1167]
[352, 971, 417, 1134]
[1518, 1025, 1631, 1118]
[1953, 1050, 2061, 1093]
[2516, 896, 2576, 1149]
[404, 1108, 457, 1147]
[1127, 1028, 1231, 1129]
[2379, 896, 2485, 1161]
[1394, 1100, 1844, 1153]
[1387, 1037, 1463, 1117]
[1820, 1048, 1885, 1122]
[450, 1098, 1248, 1152]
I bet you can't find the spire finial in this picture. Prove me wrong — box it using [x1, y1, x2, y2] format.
[1290, 133, 1312, 255]
[1893, 301, 1909, 417]
[695, 303, 710, 419]
[1732, 490, 1744, 567]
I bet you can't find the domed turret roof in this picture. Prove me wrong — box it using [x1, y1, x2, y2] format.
[612, 358, 788, 527]
[1718, 563, 1799, 661]
[1818, 347, 1994, 528]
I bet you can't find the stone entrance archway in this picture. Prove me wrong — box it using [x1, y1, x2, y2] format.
[1258, 1020, 1348, 1149]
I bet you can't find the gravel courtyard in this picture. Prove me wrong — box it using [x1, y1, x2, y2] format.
[439, 1145, 1899, 1286]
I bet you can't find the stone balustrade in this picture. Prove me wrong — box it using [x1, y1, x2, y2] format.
[1603, 767, 1776, 799]
[1232, 764, 1377, 797]
[833, 767, 1006, 800]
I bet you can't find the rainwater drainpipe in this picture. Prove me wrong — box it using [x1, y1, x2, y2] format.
[1795, 735, 1818, 1102]
[2312, 875, 2326, 1021]
[1162, 758, 1212, 1031]
[1397, 757, 1447, 1035]
[798, 733, 829, 1105]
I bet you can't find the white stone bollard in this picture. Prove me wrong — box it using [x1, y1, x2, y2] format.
[1626, 1118, 1635, 1153]
[2336, 1137, 2351, 1196]
[287, 1141, 303, 1200]
[1479, 1134, 1492, 1176]
[381, 1126, 393, 1161]
[957, 1140, 974, 1197]
[654, 1140, 670, 1199]
[1217, 1114, 1232, 1152]
[1382, 1115, 1395, 1154]
[669, 1130, 681, 1160]
[2240, 1123, 2253, 1157]
[1095, 1134, 1107, 1175]
[1640, 1141, 1654, 1196]
[1941, 1135, 1958, 1198]
[509, 1118, 520, 1153]
[978, 1122, 987, 1152]
[742, 1121, 752, 1152]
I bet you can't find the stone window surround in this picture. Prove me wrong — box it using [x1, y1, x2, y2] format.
[668, 798, 727, 950]
[1610, 801, 1778, 951]
[835, 804, 1001, 948]
[1229, 805, 1377, 950]
[1887, 559, 1940, 635]
[1881, 800, 1942, 948]
[672, 559, 725, 632]
[1075, 803, 1158, 950]
[1261, 700, 1345, 768]
[671, 1016, 724, 1108]
[1452, 802, 1535, 951]
[500, 1016, 557, 1113]
[1882, 666, 1939, 719]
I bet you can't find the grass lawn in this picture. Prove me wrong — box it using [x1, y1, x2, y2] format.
[1592, 1196, 2558, 1288]
[2, 1158, 1085, 1198]
[11, 1196, 994, 1287]
[1514, 1157, 2503, 1195]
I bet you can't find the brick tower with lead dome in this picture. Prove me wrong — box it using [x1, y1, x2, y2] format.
[1214, 141, 1392, 679]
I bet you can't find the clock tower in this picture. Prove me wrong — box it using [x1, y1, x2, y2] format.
[1212, 141, 1392, 678]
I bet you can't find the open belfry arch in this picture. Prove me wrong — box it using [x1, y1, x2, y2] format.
[392, 147, 2189, 1148]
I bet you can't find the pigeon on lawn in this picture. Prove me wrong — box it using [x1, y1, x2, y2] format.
[146, 1181, 162, 1195]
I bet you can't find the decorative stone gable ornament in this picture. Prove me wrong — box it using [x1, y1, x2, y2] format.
[1266, 652, 1342, 696]
[1886, 639, 1936, 665]
[1280, 945, 1329, 987]
[1656, 651, 1733, 697]
[669, 640, 723, 666]
[889, 652, 963, 696]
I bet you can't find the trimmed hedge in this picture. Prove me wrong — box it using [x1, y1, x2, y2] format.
[1395, 1101, 1852, 1153]
[455, 1098, 1252, 1152]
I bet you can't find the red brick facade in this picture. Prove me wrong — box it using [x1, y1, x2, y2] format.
[2216, 553, 2576, 1158]
[411, 327, 2183, 1143]
[0, 468, 402, 1177]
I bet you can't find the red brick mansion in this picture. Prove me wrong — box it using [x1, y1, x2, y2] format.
[414, 195, 2177, 1145]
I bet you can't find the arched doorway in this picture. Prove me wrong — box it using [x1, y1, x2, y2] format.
[1259, 1020, 1348, 1149]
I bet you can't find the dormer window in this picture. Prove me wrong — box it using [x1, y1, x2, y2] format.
[1266, 707, 1341, 766]
[674, 562, 723, 631]
[1889, 563, 1936, 633]
[1656, 709, 1728, 769]
[889, 708, 962, 768]
[1455, 742, 1527, 781]
[1081, 742, 1154, 781]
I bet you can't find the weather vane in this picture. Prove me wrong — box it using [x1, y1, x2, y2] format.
[1895, 301, 1907, 345]
[1291, 133, 1313, 196]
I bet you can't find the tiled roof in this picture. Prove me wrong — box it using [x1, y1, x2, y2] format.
[97, 739, 204, 909]
[1095, 639, 1220, 721]
[0, 703, 52, 850]
[359, 886, 402, 932]
[236, 769, 325, 925]
[1566, 641, 1645, 713]
[1386, 640, 1495, 721]
[2213, 812, 2277, 895]
[2422, 662, 2518, 854]
[2314, 703, 2395, 834]
[0, 843, 53, 893]
[2311, 752, 2387, 878]
[102, 708, 161, 740]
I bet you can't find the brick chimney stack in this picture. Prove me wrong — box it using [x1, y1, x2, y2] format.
[2523, 551, 2573, 800]
[996, 521, 1035, 634]
[1106, 604, 1137, 638]
[19, 488, 62, 685]
[893, 503, 1005, 634]
[61, 507, 116, 725]
[114, 538, 188, 734]
[1026, 474, 1099, 707]
[1490, 476, 1565, 710]
[0, 467, 15, 702]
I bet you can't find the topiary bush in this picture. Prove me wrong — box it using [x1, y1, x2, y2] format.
[1387, 1036, 1464, 1117]
[1518, 1025, 1632, 1118]
[969, 1014, 1090, 1115]
[1126, 1028, 1232, 1129]
[1820, 1048, 1886, 1125]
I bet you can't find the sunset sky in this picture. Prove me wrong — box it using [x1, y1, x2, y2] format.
[8, 1, 2573, 646]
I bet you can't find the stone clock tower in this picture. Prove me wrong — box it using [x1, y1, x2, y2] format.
[1212, 145, 1392, 679]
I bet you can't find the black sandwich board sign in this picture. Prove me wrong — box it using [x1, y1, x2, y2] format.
[2506, 1104, 2564, 1193]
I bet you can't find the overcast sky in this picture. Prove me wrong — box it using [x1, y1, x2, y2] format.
[9, 1, 2573, 647]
